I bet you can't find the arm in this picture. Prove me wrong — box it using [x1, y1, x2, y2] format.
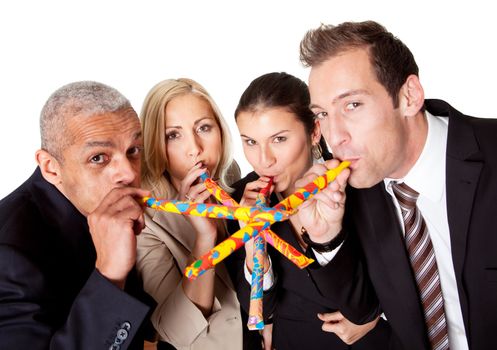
[296, 160, 380, 324]
[136, 221, 223, 347]
[0, 246, 149, 350]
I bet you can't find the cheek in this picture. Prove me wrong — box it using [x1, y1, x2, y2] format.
[208, 133, 223, 159]
[166, 144, 187, 174]
[242, 146, 260, 169]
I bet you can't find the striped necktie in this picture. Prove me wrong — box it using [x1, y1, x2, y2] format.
[392, 182, 450, 350]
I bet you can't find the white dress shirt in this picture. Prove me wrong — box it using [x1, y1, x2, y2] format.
[384, 111, 468, 350]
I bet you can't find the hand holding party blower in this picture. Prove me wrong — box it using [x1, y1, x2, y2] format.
[142, 161, 350, 274]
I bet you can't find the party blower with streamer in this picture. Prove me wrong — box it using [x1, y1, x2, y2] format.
[142, 160, 350, 330]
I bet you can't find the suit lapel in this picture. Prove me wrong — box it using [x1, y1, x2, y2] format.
[442, 103, 483, 329]
[360, 185, 428, 343]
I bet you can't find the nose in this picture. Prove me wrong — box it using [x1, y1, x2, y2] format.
[187, 134, 202, 160]
[260, 145, 276, 168]
[114, 157, 138, 186]
[322, 114, 349, 153]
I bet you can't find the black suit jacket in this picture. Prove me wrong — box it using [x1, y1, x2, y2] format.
[0, 168, 152, 349]
[227, 173, 392, 349]
[340, 99, 497, 350]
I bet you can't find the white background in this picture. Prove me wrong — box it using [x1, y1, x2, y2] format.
[1, 0, 496, 198]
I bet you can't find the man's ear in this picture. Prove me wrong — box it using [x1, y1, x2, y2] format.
[35, 149, 62, 186]
[398, 74, 425, 117]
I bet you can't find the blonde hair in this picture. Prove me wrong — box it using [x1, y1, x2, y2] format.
[141, 78, 234, 197]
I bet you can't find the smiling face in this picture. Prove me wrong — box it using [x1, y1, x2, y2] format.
[55, 107, 142, 216]
[236, 106, 319, 196]
[309, 48, 412, 188]
[164, 93, 222, 189]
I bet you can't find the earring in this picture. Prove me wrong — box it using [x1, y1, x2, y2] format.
[312, 143, 322, 160]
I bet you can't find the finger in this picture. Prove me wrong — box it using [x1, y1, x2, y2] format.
[98, 187, 150, 209]
[318, 311, 344, 322]
[180, 165, 207, 198]
[194, 189, 211, 203]
[94, 191, 144, 217]
[322, 321, 343, 333]
[134, 213, 146, 235]
[294, 164, 327, 188]
[245, 179, 272, 191]
[188, 182, 209, 199]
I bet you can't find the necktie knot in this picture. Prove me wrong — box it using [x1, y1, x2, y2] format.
[392, 182, 419, 211]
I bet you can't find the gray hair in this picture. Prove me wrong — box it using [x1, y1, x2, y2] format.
[40, 81, 131, 161]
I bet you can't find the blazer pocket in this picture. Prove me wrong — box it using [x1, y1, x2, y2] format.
[485, 268, 497, 282]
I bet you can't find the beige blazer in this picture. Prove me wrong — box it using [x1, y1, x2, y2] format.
[136, 206, 243, 350]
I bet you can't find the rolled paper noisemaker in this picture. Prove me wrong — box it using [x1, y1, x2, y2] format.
[143, 161, 350, 281]
[248, 177, 273, 330]
[274, 160, 350, 212]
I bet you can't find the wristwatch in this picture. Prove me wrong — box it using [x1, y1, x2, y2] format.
[301, 226, 347, 253]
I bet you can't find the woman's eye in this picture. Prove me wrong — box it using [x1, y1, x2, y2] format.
[273, 136, 287, 143]
[198, 124, 212, 133]
[314, 111, 328, 120]
[245, 139, 256, 146]
[166, 132, 180, 140]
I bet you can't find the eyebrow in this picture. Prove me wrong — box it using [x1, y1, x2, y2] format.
[165, 116, 214, 130]
[84, 131, 142, 148]
[309, 89, 370, 109]
[240, 130, 290, 139]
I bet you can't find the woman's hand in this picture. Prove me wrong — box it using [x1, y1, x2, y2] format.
[239, 176, 273, 273]
[178, 163, 217, 244]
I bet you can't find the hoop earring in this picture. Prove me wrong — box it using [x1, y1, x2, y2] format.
[312, 143, 322, 159]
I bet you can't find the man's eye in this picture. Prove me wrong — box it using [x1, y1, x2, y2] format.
[345, 102, 361, 111]
[314, 111, 328, 120]
[90, 154, 107, 164]
[128, 146, 142, 156]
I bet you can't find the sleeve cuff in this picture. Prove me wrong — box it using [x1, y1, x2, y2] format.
[312, 241, 344, 266]
[243, 255, 275, 291]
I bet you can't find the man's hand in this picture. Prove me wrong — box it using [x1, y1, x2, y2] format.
[88, 187, 150, 288]
[318, 311, 380, 345]
[296, 159, 350, 243]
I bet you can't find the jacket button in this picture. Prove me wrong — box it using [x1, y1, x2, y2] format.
[117, 328, 128, 341]
[121, 321, 131, 331]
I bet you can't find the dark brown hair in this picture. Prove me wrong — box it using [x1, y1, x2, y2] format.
[235, 72, 331, 159]
[300, 21, 419, 107]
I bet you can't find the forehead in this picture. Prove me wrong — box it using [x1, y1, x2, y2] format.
[66, 108, 141, 146]
[237, 107, 305, 136]
[309, 49, 378, 99]
[165, 93, 215, 124]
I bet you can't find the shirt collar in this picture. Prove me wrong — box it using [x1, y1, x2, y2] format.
[384, 111, 448, 202]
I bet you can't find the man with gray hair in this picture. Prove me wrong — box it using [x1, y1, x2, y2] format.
[0, 81, 154, 349]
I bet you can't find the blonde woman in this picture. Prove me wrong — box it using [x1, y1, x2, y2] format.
[137, 78, 258, 350]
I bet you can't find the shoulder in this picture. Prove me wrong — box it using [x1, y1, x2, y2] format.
[0, 174, 45, 249]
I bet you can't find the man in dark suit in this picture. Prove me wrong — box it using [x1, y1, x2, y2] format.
[0, 81, 153, 349]
[295, 21, 496, 349]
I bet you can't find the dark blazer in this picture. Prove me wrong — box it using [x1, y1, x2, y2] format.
[336, 99, 497, 350]
[0, 168, 152, 349]
[227, 172, 392, 349]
